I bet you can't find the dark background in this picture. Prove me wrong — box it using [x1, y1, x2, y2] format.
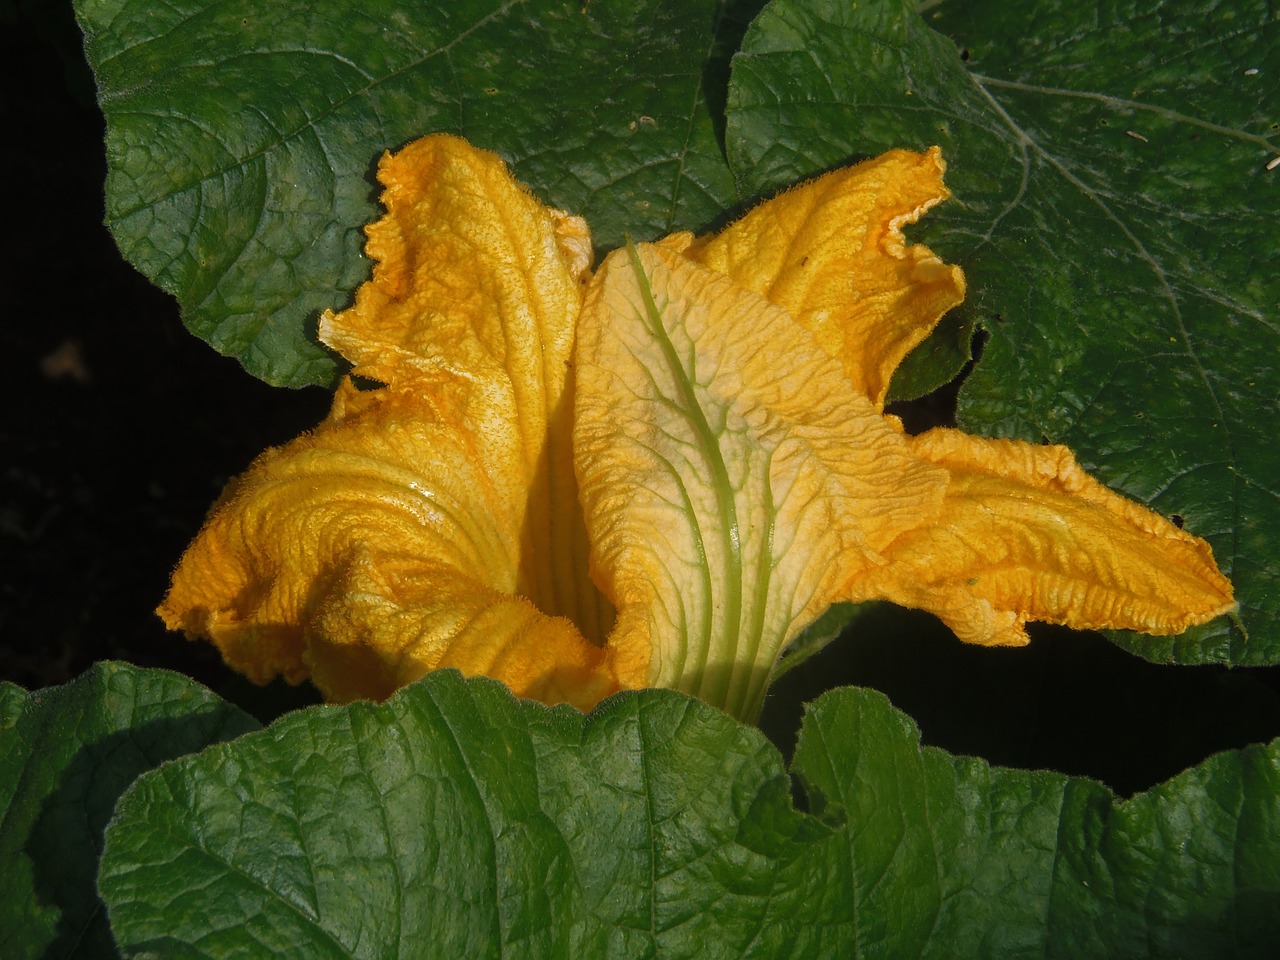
[5, 0, 1278, 796]
[1, 0, 330, 716]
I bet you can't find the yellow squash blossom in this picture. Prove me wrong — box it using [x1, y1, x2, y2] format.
[159, 135, 1234, 721]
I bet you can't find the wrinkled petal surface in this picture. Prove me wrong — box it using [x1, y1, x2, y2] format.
[676, 146, 1233, 675]
[846, 429, 1236, 646]
[574, 243, 947, 719]
[683, 147, 966, 407]
[317, 136, 603, 630]
[160, 137, 613, 705]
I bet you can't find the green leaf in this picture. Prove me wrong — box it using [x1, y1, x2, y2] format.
[725, 0, 1278, 665]
[75, 0, 745, 387]
[100, 671, 1280, 957]
[100, 669, 826, 959]
[0, 662, 259, 960]
[796, 685, 1280, 958]
[763, 607, 1280, 798]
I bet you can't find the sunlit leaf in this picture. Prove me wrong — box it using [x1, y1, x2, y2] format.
[99, 670, 1280, 957]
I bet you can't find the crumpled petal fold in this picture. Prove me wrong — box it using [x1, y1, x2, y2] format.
[682, 147, 966, 407]
[159, 136, 613, 705]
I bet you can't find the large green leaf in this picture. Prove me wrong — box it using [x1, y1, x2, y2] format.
[725, 0, 1278, 665]
[797, 684, 1280, 958]
[0, 662, 258, 960]
[75, 0, 750, 387]
[100, 668, 823, 959]
[100, 669, 1280, 957]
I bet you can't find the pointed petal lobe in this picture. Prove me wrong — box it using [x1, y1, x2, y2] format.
[686, 147, 966, 407]
[847, 429, 1236, 645]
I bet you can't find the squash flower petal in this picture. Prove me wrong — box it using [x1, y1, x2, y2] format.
[315, 136, 606, 640]
[681, 146, 966, 408]
[159, 134, 1235, 722]
[672, 151, 1233, 648]
[846, 429, 1236, 645]
[576, 151, 1233, 717]
[159, 136, 614, 706]
[574, 243, 949, 719]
